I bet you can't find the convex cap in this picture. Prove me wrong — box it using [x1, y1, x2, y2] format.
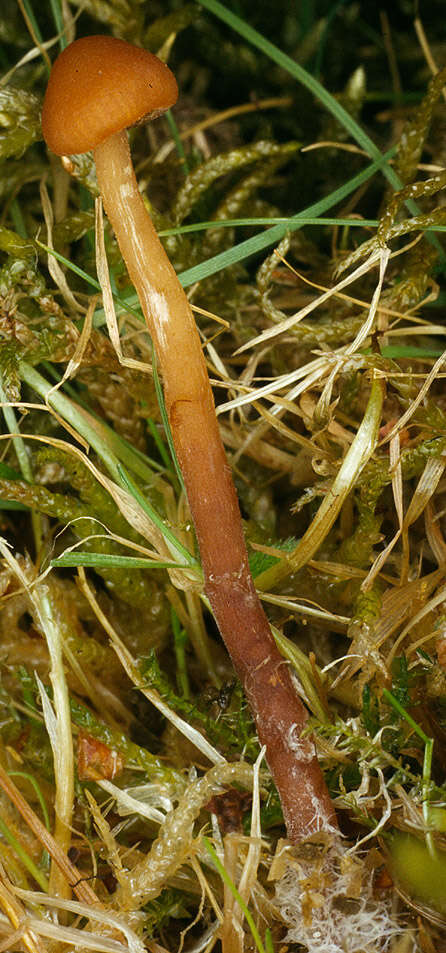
[42, 35, 178, 156]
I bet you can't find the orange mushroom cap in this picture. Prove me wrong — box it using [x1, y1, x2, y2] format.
[41, 35, 178, 156]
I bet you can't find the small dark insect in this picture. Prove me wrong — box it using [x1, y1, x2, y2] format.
[202, 680, 237, 719]
[216, 680, 236, 713]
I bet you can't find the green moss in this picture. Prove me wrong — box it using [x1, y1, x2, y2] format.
[0, 86, 41, 159]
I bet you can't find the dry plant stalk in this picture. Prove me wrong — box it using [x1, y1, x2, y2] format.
[41, 35, 337, 841]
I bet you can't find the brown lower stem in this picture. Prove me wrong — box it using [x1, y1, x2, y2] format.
[94, 130, 338, 841]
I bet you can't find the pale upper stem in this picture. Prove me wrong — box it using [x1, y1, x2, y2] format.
[93, 129, 338, 842]
[93, 130, 249, 585]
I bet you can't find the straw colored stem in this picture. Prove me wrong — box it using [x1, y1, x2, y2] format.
[93, 129, 337, 841]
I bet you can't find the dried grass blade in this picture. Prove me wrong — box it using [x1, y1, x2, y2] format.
[13, 887, 146, 953]
[257, 374, 384, 590]
[0, 541, 74, 900]
[77, 568, 224, 766]
[425, 501, 446, 566]
[40, 179, 84, 312]
[0, 761, 98, 906]
[381, 348, 446, 444]
[0, 872, 44, 953]
[235, 247, 382, 353]
[95, 198, 151, 373]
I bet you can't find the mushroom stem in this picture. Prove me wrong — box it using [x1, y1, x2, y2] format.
[94, 129, 337, 841]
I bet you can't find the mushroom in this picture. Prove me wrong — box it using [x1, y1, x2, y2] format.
[42, 35, 337, 842]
